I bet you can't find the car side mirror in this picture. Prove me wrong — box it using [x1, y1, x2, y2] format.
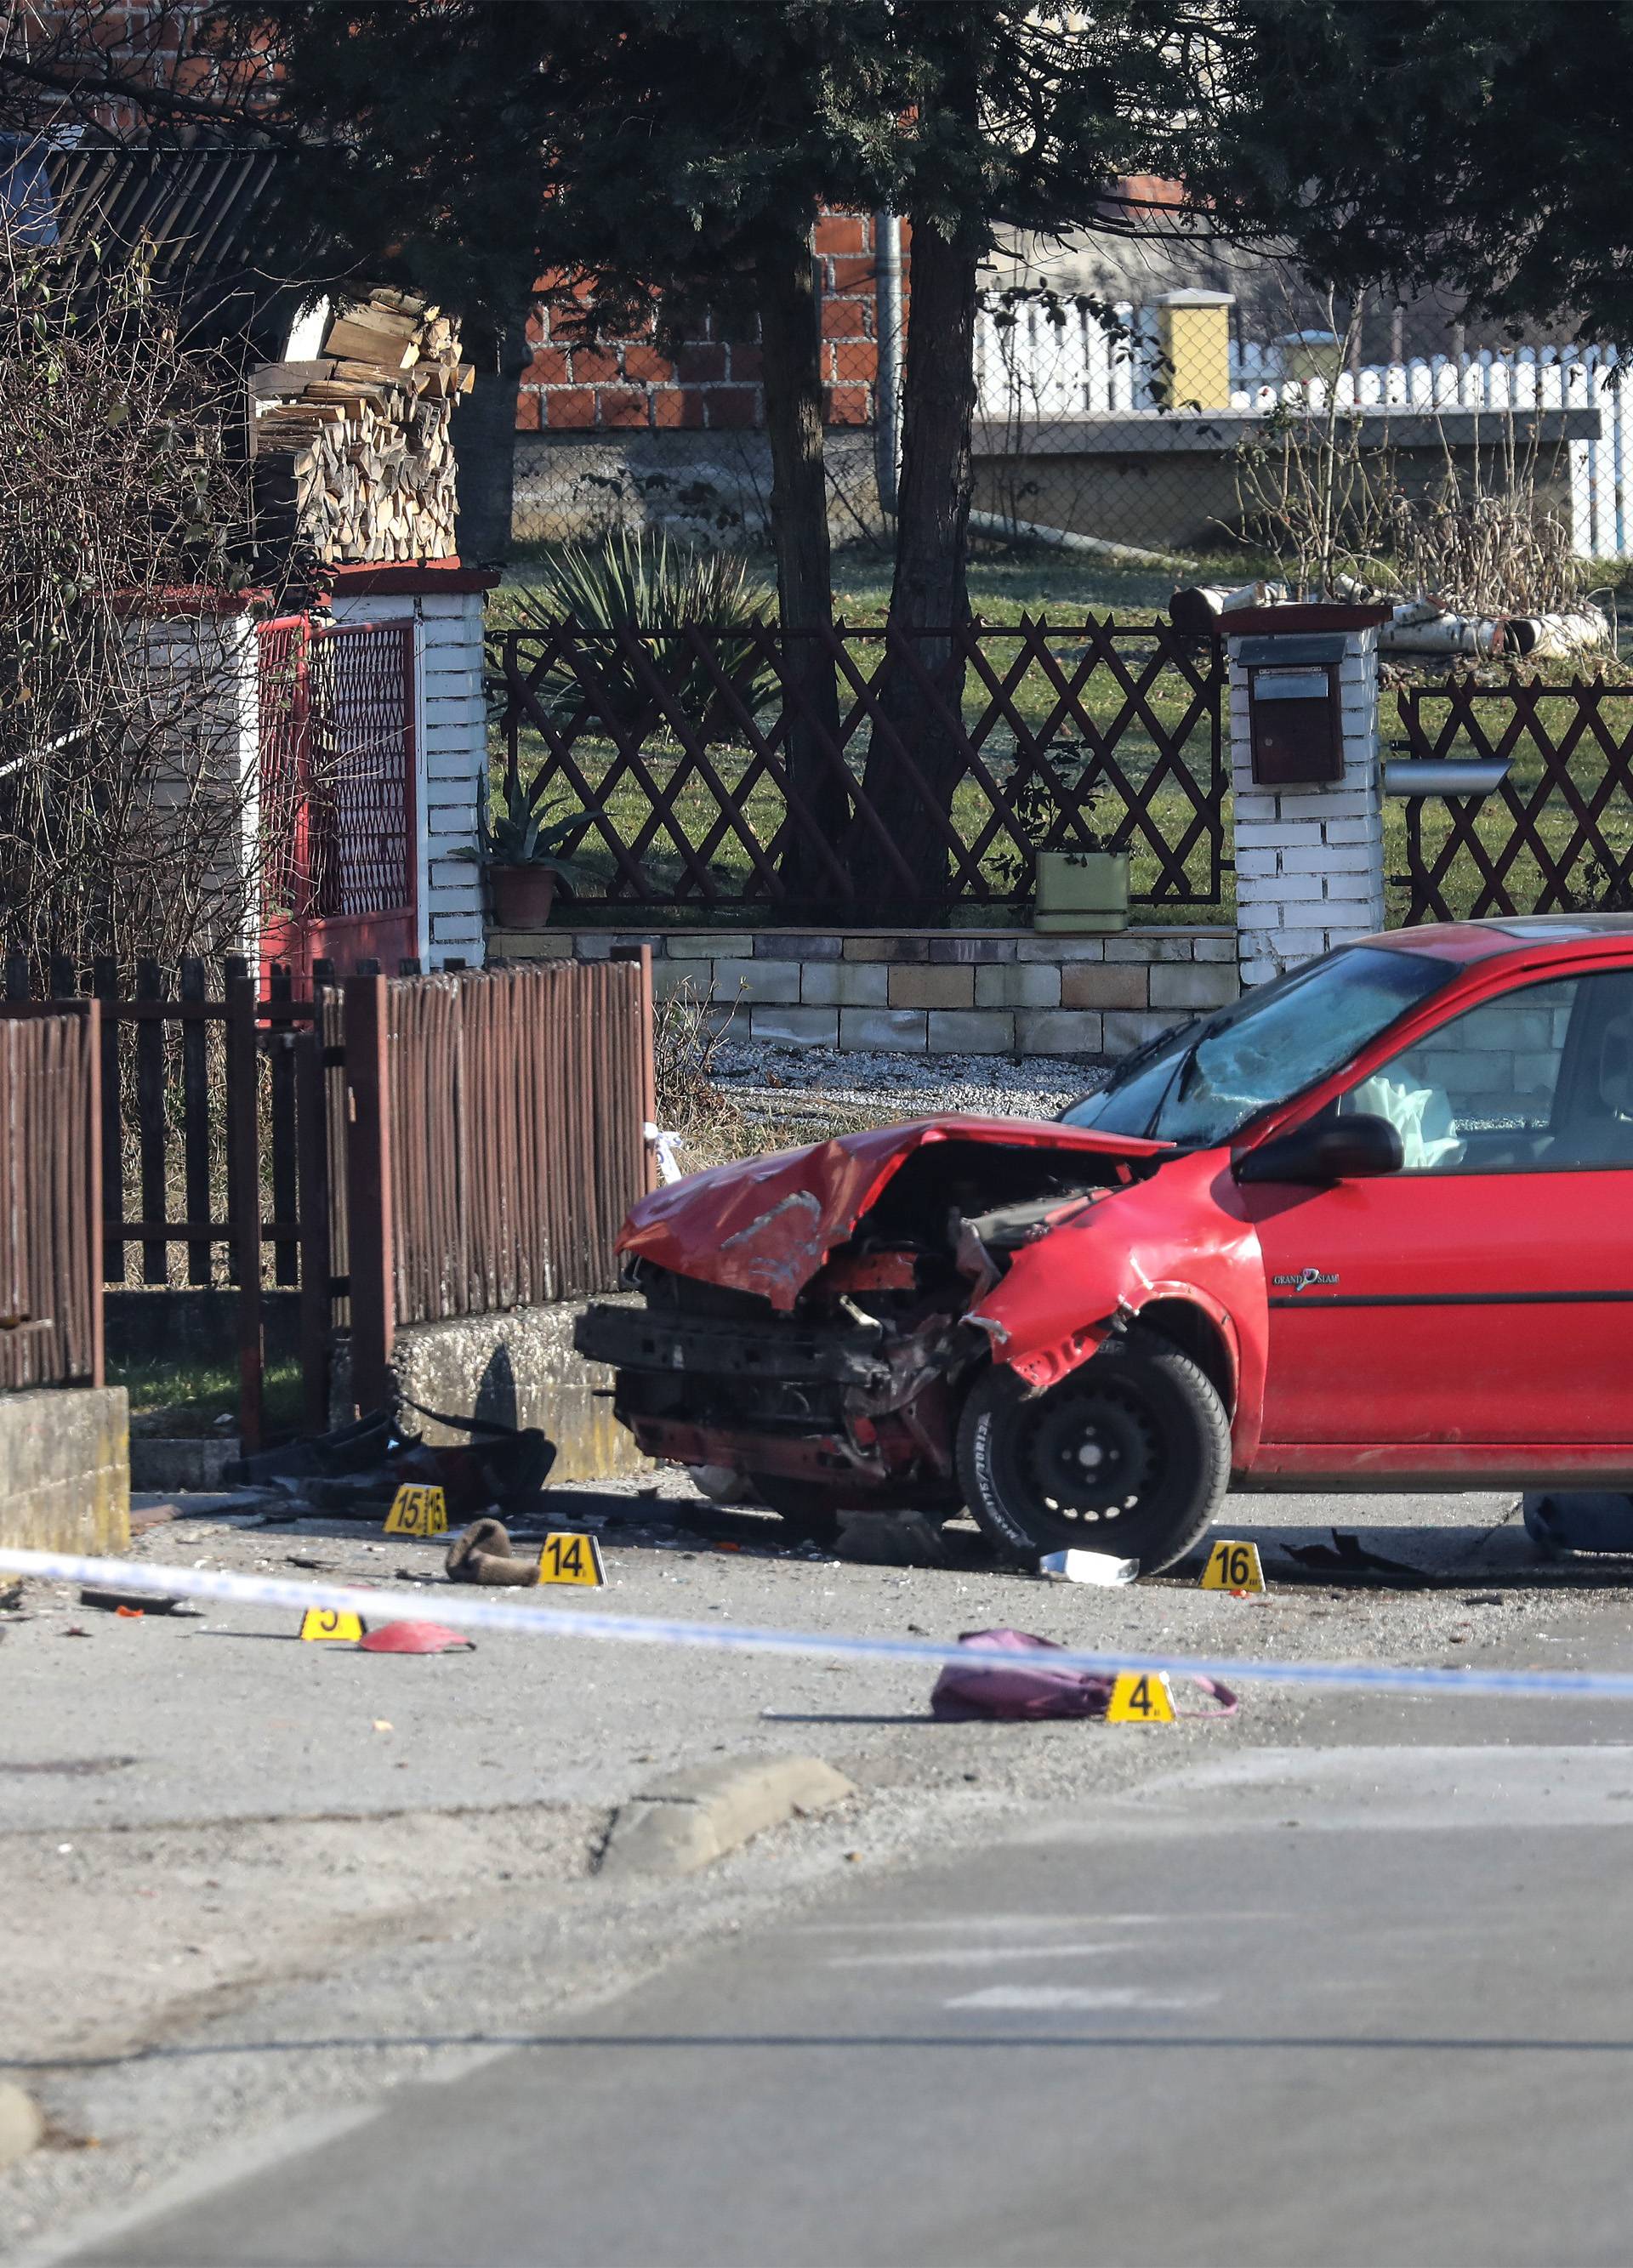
[1235, 1111, 1405, 1186]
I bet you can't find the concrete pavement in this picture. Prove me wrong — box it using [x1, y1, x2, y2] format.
[12, 1475, 1633, 2262]
[77, 1717, 1633, 2266]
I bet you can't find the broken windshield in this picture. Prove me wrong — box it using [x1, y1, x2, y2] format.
[1060, 945, 1454, 1147]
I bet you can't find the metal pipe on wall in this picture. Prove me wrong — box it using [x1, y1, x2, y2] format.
[873, 211, 902, 519]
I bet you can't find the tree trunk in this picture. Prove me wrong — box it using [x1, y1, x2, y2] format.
[756, 230, 848, 908]
[850, 216, 979, 910]
[456, 314, 528, 568]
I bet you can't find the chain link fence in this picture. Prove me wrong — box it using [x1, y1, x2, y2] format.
[510, 217, 1630, 620]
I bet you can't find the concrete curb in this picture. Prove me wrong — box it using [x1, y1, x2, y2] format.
[0, 2082, 44, 2171]
[598, 1754, 856, 1878]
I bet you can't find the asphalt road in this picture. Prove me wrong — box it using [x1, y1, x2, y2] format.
[81, 1685, 1633, 2268]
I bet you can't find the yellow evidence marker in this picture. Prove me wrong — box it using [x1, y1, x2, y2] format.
[384, 1483, 449, 1538]
[1106, 1670, 1177, 1724]
[1199, 1538, 1266, 1594]
[537, 1532, 606, 1587]
[299, 1607, 365, 1643]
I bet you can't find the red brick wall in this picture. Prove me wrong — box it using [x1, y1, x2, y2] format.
[519, 210, 907, 437]
[16, 3, 276, 130]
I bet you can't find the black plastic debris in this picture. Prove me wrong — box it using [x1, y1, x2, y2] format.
[1523, 1492, 1633, 1557]
[227, 1397, 555, 1522]
[78, 1587, 194, 1616]
[1280, 1531, 1427, 1582]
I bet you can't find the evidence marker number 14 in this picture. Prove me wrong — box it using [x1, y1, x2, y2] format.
[537, 1532, 606, 1587]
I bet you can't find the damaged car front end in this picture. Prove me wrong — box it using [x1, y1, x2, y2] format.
[578, 935, 1499, 1569]
[575, 1117, 1203, 1550]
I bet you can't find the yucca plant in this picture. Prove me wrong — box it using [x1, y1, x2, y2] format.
[456, 770, 599, 883]
[509, 529, 779, 743]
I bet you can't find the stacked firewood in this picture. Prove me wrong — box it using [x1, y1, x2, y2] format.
[252, 289, 472, 568]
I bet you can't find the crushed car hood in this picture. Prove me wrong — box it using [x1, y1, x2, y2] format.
[617, 1116, 1174, 1309]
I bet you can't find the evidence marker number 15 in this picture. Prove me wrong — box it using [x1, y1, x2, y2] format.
[385, 1485, 448, 1538]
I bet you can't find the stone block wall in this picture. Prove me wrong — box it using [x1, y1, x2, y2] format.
[345, 1299, 650, 1482]
[0, 1387, 129, 1555]
[487, 927, 1238, 1055]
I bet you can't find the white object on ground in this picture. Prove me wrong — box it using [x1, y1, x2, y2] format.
[1038, 1548, 1139, 1586]
[966, 508, 1192, 572]
[646, 1123, 686, 1185]
[687, 1463, 755, 1505]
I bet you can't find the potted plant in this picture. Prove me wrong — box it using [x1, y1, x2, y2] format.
[998, 765, 1130, 934]
[458, 775, 600, 931]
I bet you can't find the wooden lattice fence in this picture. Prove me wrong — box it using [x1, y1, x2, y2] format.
[489, 617, 1227, 919]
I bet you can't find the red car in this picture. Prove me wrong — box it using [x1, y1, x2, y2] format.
[578, 917, 1633, 1570]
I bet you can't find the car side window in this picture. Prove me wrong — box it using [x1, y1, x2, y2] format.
[1335, 971, 1633, 1173]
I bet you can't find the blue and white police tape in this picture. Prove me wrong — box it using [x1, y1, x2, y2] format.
[3, 1542, 1633, 1702]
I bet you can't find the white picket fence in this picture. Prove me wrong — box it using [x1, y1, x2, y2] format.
[974, 298, 1162, 418]
[975, 300, 1632, 558]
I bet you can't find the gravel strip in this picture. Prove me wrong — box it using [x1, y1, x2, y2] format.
[710, 1039, 1111, 1124]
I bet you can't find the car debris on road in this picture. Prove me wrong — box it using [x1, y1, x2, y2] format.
[929, 1627, 1237, 1721]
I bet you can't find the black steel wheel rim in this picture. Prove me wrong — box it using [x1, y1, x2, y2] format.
[1018, 1377, 1165, 1528]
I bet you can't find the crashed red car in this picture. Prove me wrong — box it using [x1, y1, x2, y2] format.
[578, 917, 1633, 1571]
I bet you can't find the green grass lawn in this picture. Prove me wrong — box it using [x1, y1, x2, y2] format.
[496, 543, 1633, 934]
[114, 1350, 304, 1439]
[499, 540, 1256, 633]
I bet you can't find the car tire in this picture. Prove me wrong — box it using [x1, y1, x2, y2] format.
[955, 1332, 1231, 1574]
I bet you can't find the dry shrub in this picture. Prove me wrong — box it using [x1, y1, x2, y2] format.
[653, 977, 751, 1168]
[1231, 284, 1585, 619]
[1381, 474, 1582, 618]
[0, 209, 274, 977]
[652, 975, 888, 1173]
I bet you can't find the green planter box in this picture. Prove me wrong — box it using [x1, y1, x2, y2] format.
[1032, 849, 1130, 934]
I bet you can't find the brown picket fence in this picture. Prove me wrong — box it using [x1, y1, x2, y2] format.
[340, 957, 656, 1414]
[2, 955, 655, 1445]
[0, 1007, 103, 1390]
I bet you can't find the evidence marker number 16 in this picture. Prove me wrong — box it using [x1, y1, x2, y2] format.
[1199, 1538, 1266, 1594]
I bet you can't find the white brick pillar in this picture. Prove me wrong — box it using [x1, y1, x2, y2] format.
[1226, 608, 1390, 986]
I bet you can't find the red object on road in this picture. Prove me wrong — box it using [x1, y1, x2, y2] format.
[578, 918, 1633, 1574]
[356, 1621, 475, 1654]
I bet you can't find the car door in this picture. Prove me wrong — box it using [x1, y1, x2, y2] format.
[1242, 963, 1633, 1456]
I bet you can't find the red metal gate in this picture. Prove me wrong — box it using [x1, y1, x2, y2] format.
[259, 617, 418, 984]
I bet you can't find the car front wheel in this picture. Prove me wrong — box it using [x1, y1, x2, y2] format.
[954, 1333, 1231, 1574]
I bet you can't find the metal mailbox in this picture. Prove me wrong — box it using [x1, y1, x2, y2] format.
[1238, 632, 1348, 788]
